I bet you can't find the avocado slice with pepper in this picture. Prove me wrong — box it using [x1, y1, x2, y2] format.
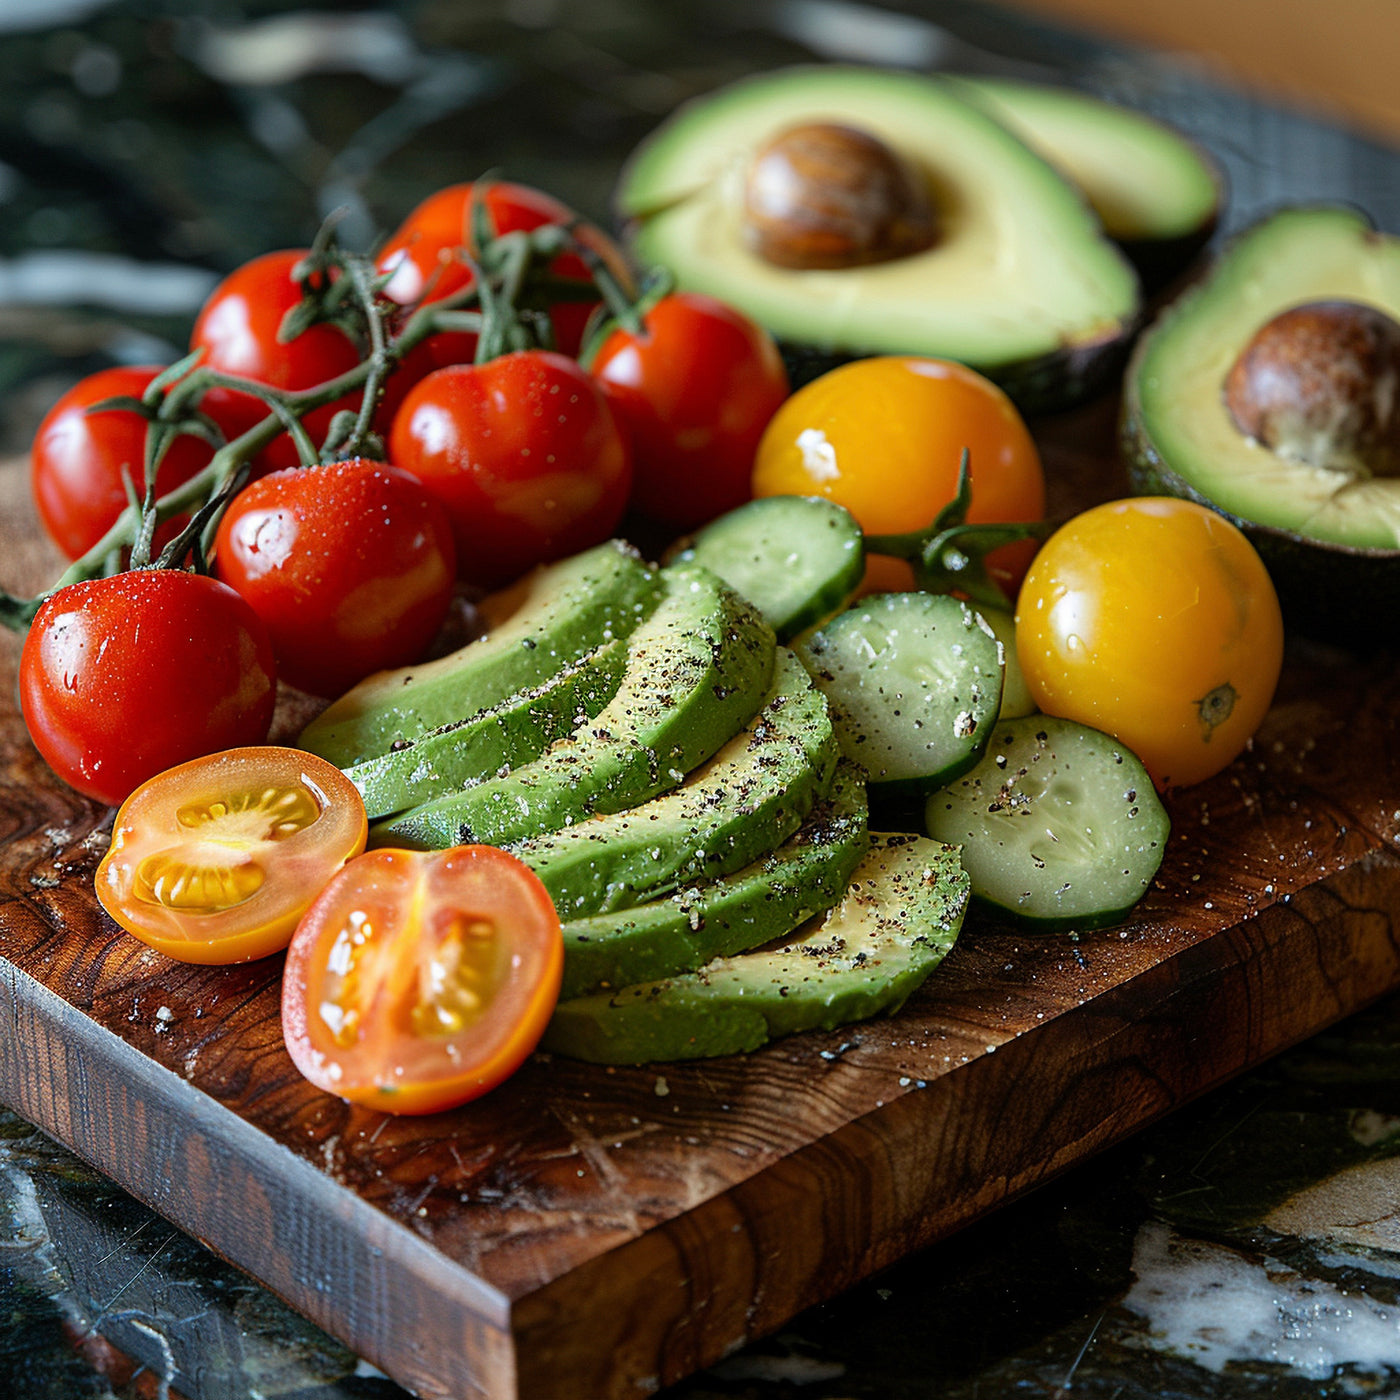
[618, 65, 1139, 411]
[544, 832, 968, 1064]
[1121, 206, 1400, 629]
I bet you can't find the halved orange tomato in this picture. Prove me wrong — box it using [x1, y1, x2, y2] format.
[281, 846, 563, 1114]
[95, 747, 367, 964]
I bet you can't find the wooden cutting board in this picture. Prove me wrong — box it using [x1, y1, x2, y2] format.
[2, 400, 1399, 1400]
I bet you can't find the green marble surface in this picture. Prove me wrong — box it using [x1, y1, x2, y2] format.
[1, 1, 1398, 1397]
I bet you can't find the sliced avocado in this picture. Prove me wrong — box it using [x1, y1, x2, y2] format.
[618, 65, 1139, 410]
[544, 832, 969, 1064]
[372, 565, 776, 850]
[344, 639, 629, 820]
[1122, 207, 1400, 623]
[949, 77, 1220, 287]
[299, 540, 660, 769]
[557, 762, 869, 999]
[516, 648, 839, 920]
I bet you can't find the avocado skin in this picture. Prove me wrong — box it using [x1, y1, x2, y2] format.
[517, 649, 839, 920]
[1119, 211, 1400, 644]
[545, 833, 968, 1065]
[780, 323, 1134, 414]
[344, 639, 630, 820]
[557, 762, 869, 1000]
[371, 566, 777, 850]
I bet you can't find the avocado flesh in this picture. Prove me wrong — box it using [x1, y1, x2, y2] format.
[371, 566, 776, 850]
[556, 762, 869, 1000]
[621, 66, 1138, 384]
[344, 639, 629, 820]
[515, 647, 839, 920]
[949, 78, 1219, 246]
[300, 540, 660, 769]
[1126, 207, 1400, 550]
[544, 833, 969, 1064]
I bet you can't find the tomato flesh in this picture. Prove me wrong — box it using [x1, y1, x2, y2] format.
[282, 846, 563, 1114]
[95, 747, 368, 964]
[1015, 497, 1285, 789]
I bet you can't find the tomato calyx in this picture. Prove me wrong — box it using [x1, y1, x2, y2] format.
[864, 449, 1056, 608]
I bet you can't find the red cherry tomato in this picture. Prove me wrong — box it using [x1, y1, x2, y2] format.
[591, 292, 790, 529]
[19, 571, 277, 806]
[95, 747, 367, 965]
[190, 249, 364, 473]
[214, 458, 457, 698]
[389, 350, 631, 586]
[377, 181, 632, 361]
[282, 845, 563, 1114]
[30, 366, 225, 560]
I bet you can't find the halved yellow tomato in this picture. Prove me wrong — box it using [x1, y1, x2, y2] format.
[281, 846, 563, 1115]
[95, 747, 367, 964]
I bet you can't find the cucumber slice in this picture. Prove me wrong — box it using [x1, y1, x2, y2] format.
[974, 605, 1036, 720]
[545, 832, 968, 1064]
[669, 496, 864, 641]
[794, 592, 1003, 795]
[558, 763, 869, 999]
[924, 716, 1170, 931]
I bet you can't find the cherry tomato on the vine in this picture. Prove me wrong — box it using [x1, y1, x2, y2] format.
[95, 747, 367, 965]
[19, 571, 277, 806]
[30, 365, 226, 560]
[377, 181, 632, 362]
[190, 249, 365, 473]
[1015, 497, 1285, 790]
[592, 292, 789, 529]
[282, 844, 563, 1114]
[752, 356, 1045, 595]
[214, 458, 456, 698]
[390, 349, 631, 586]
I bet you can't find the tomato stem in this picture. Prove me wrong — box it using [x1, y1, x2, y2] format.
[864, 448, 1056, 608]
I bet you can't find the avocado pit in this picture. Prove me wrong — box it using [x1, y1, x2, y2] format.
[742, 122, 937, 270]
[1223, 300, 1400, 477]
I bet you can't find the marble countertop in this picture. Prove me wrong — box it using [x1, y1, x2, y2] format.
[1, 2, 1398, 1397]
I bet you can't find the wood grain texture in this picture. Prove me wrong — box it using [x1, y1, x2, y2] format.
[2, 399, 1399, 1399]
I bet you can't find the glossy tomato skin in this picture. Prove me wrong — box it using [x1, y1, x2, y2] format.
[214, 458, 456, 698]
[190, 249, 364, 473]
[390, 350, 631, 586]
[19, 571, 277, 806]
[378, 181, 631, 361]
[592, 292, 789, 529]
[31, 365, 219, 560]
[752, 356, 1045, 595]
[282, 845, 563, 1114]
[96, 746, 367, 964]
[1015, 498, 1285, 790]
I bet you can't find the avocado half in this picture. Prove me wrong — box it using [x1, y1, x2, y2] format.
[948, 77, 1222, 290]
[1122, 206, 1400, 632]
[618, 65, 1140, 412]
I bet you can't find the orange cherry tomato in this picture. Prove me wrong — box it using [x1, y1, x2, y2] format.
[281, 846, 563, 1115]
[1015, 498, 1285, 790]
[751, 356, 1044, 594]
[95, 748, 368, 964]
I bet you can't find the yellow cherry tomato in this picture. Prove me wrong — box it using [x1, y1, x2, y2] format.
[751, 356, 1044, 593]
[1015, 498, 1285, 789]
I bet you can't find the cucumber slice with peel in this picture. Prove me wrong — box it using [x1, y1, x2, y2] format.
[795, 592, 1004, 795]
[924, 716, 1170, 931]
[669, 495, 864, 641]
